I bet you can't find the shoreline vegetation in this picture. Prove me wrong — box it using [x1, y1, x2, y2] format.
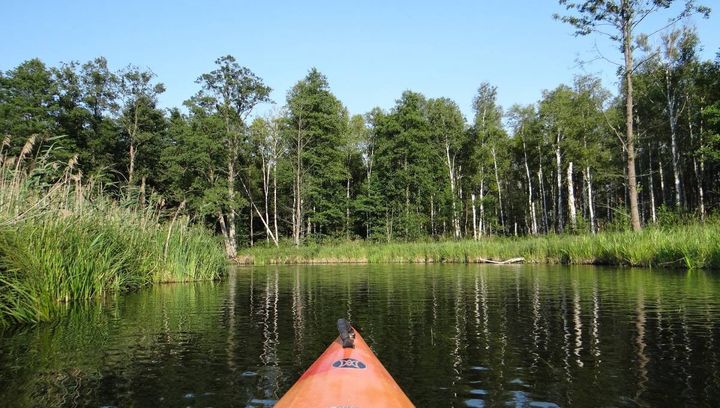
[0, 139, 226, 327]
[1, 5, 718, 328]
[240, 223, 720, 270]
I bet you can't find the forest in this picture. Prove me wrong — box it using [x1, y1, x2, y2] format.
[1, 26, 719, 258]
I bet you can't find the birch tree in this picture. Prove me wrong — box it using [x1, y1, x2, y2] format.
[116, 66, 165, 186]
[555, 0, 710, 231]
[472, 83, 505, 234]
[428, 98, 466, 239]
[508, 104, 539, 234]
[194, 55, 271, 257]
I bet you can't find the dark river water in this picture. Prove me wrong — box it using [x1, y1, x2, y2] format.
[1, 265, 720, 407]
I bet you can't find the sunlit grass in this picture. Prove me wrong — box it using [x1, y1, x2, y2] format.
[0, 137, 226, 327]
[243, 223, 720, 270]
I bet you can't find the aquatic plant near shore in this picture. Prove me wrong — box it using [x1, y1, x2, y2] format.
[0, 137, 226, 327]
[241, 223, 720, 269]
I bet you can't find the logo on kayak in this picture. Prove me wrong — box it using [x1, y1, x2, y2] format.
[332, 358, 366, 369]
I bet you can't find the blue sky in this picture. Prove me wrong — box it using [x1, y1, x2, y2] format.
[2, 0, 718, 119]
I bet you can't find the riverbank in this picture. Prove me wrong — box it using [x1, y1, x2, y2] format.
[0, 142, 226, 327]
[0, 211, 226, 327]
[240, 223, 720, 269]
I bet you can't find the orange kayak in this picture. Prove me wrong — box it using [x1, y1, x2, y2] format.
[275, 319, 415, 407]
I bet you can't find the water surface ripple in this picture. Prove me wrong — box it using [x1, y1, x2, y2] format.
[1, 265, 719, 407]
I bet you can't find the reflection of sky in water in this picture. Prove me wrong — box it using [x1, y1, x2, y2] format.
[1, 264, 720, 407]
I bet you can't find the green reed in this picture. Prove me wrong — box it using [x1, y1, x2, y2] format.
[0, 137, 226, 327]
[243, 223, 720, 269]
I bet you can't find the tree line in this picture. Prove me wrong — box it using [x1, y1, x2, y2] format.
[1, 30, 719, 256]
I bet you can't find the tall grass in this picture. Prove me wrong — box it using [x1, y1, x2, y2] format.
[243, 223, 720, 269]
[0, 137, 226, 327]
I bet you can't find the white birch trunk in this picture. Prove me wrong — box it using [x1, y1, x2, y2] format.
[479, 175, 485, 237]
[691, 104, 705, 221]
[227, 159, 238, 257]
[585, 165, 596, 233]
[293, 121, 303, 246]
[218, 211, 236, 258]
[666, 68, 682, 208]
[522, 138, 537, 234]
[444, 143, 460, 239]
[430, 195, 435, 236]
[555, 133, 563, 233]
[346, 176, 351, 240]
[472, 193, 477, 240]
[567, 161, 577, 232]
[492, 147, 504, 231]
[249, 206, 254, 247]
[648, 155, 657, 224]
[659, 159, 666, 205]
[539, 162, 548, 234]
[273, 161, 278, 243]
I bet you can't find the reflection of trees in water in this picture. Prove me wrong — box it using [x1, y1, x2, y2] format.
[257, 268, 281, 399]
[633, 288, 648, 407]
[680, 303, 696, 406]
[4, 266, 720, 407]
[706, 295, 719, 402]
[531, 274, 542, 371]
[226, 268, 237, 374]
[292, 266, 305, 367]
[572, 281, 583, 368]
[450, 270, 466, 396]
[31, 367, 100, 407]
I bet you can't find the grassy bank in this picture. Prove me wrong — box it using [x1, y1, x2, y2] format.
[242, 223, 720, 269]
[0, 138, 226, 327]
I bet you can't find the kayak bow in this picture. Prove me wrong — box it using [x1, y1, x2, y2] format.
[275, 319, 414, 407]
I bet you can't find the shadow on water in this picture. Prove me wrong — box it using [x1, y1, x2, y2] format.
[1, 265, 720, 407]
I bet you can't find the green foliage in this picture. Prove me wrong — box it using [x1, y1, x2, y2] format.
[286, 68, 349, 238]
[0, 140, 226, 327]
[0, 59, 58, 149]
[2, 47, 720, 252]
[243, 223, 720, 270]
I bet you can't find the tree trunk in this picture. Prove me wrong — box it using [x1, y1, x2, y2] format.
[555, 133, 563, 233]
[273, 160, 279, 243]
[227, 159, 238, 256]
[249, 205, 254, 247]
[567, 161, 577, 232]
[292, 188, 298, 245]
[665, 67, 682, 208]
[139, 175, 146, 207]
[307, 207, 313, 239]
[648, 151, 657, 224]
[218, 211, 236, 258]
[606, 184, 612, 222]
[444, 143, 460, 239]
[691, 103, 705, 221]
[659, 159, 666, 206]
[346, 176, 351, 240]
[128, 143, 136, 186]
[522, 138, 537, 234]
[584, 165, 596, 233]
[472, 193, 478, 240]
[492, 147, 504, 231]
[698, 158, 705, 221]
[404, 156, 409, 239]
[539, 158, 549, 234]
[126, 105, 140, 188]
[262, 158, 270, 244]
[623, 1, 642, 231]
[479, 173, 485, 237]
[430, 195, 435, 236]
[293, 125, 302, 246]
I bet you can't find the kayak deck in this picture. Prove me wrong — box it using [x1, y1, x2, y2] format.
[274, 322, 414, 407]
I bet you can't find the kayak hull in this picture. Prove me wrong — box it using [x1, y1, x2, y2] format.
[274, 329, 414, 408]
